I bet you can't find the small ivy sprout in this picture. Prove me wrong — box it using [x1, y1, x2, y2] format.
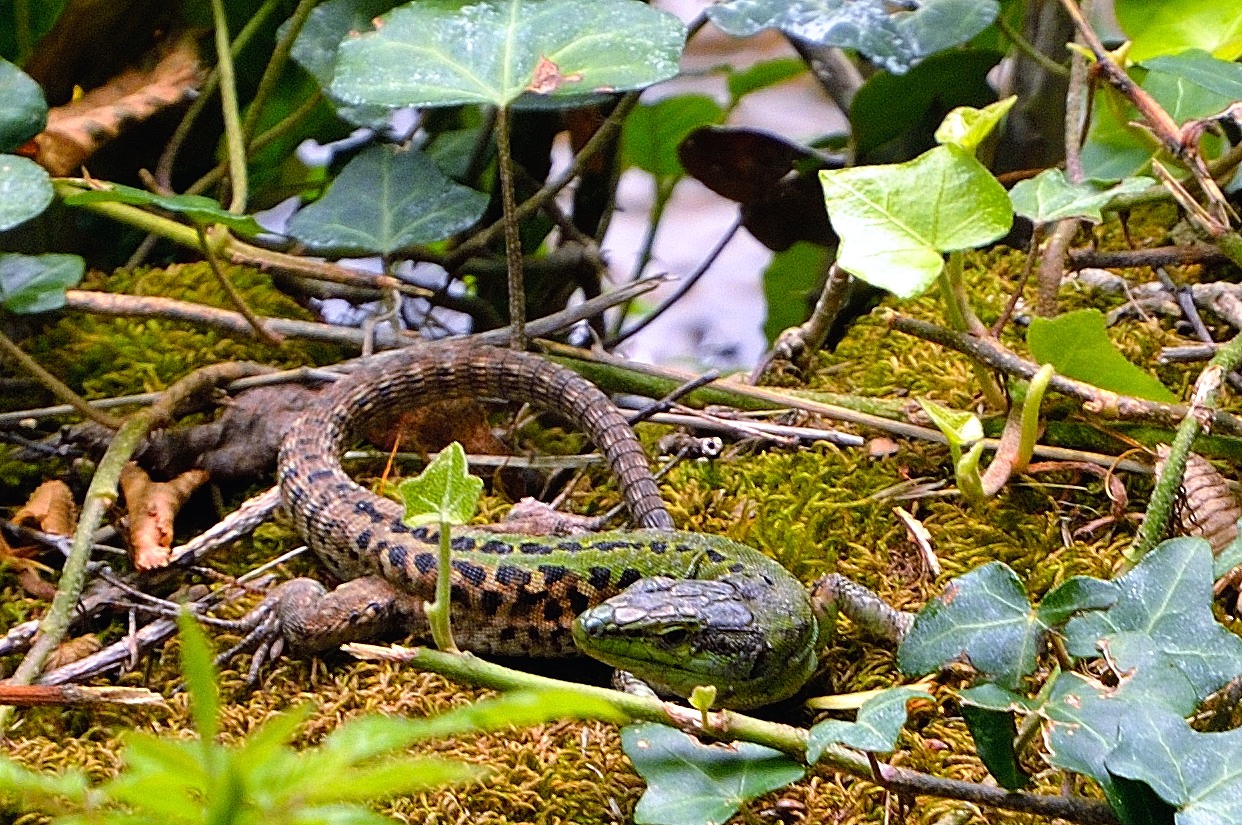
[396, 442, 484, 654]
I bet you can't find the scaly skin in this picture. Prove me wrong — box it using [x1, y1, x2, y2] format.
[274, 342, 823, 708]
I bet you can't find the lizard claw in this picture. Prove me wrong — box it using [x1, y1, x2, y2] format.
[214, 578, 325, 686]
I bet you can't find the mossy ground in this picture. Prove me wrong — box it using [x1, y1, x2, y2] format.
[0, 212, 1238, 825]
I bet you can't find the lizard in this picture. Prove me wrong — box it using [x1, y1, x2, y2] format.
[262, 341, 910, 710]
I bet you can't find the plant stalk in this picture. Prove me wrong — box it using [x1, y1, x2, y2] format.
[494, 105, 527, 349]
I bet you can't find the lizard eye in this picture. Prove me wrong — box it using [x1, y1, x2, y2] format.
[658, 628, 690, 646]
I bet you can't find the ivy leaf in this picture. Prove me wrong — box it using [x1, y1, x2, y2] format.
[623, 723, 804, 825]
[819, 144, 1012, 300]
[62, 183, 263, 236]
[1010, 170, 1155, 225]
[934, 97, 1015, 155]
[959, 702, 1029, 790]
[0, 58, 47, 151]
[1108, 702, 1242, 823]
[1115, 0, 1242, 62]
[708, 0, 998, 75]
[1039, 672, 1175, 824]
[1064, 537, 1242, 703]
[897, 562, 1045, 690]
[917, 399, 982, 448]
[0, 253, 85, 314]
[762, 242, 829, 344]
[0, 154, 53, 231]
[806, 686, 931, 762]
[286, 144, 487, 256]
[1035, 575, 1118, 627]
[1027, 309, 1177, 403]
[1213, 520, 1242, 581]
[396, 442, 484, 528]
[725, 57, 806, 102]
[330, 0, 686, 110]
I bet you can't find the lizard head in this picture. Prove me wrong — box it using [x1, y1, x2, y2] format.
[572, 574, 819, 709]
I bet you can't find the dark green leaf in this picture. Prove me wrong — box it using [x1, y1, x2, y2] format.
[621, 95, 724, 183]
[1009, 170, 1155, 225]
[762, 242, 828, 344]
[897, 561, 1044, 690]
[62, 184, 263, 236]
[1027, 309, 1177, 403]
[286, 144, 487, 256]
[959, 702, 1028, 790]
[0, 58, 47, 150]
[0, 154, 52, 230]
[330, 0, 686, 109]
[176, 610, 220, 744]
[851, 50, 1000, 160]
[623, 723, 804, 825]
[726, 57, 805, 102]
[1108, 702, 1242, 822]
[1115, 0, 1242, 62]
[1036, 575, 1118, 627]
[397, 442, 484, 527]
[1063, 537, 1242, 702]
[708, 0, 997, 75]
[1144, 50, 1242, 99]
[806, 686, 931, 761]
[0, 252, 84, 314]
[819, 144, 1012, 300]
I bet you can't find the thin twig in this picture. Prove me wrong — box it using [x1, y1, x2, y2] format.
[197, 224, 284, 344]
[494, 105, 527, 349]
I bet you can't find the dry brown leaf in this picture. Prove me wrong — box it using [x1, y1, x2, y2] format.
[31, 34, 202, 176]
[13, 479, 77, 536]
[43, 634, 102, 672]
[119, 462, 210, 571]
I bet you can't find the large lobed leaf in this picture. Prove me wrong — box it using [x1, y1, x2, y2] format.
[0, 253, 84, 314]
[0, 154, 52, 231]
[0, 58, 47, 151]
[1027, 309, 1177, 403]
[330, 0, 686, 109]
[708, 0, 998, 75]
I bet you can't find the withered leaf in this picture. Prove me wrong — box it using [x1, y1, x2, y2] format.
[119, 463, 210, 571]
[31, 34, 202, 176]
[677, 125, 837, 250]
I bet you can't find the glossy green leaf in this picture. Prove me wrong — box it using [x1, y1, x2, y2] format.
[621, 95, 725, 183]
[0, 252, 84, 314]
[0, 154, 52, 230]
[708, 0, 998, 75]
[0, 58, 47, 150]
[286, 144, 487, 256]
[1035, 576, 1119, 627]
[762, 241, 828, 344]
[177, 610, 221, 744]
[806, 687, 931, 761]
[1038, 671, 1178, 823]
[898, 561, 1044, 690]
[62, 183, 263, 236]
[1108, 702, 1242, 823]
[726, 57, 805, 102]
[1145, 50, 1242, 99]
[819, 144, 1012, 300]
[330, 0, 686, 109]
[1027, 309, 1177, 403]
[1115, 0, 1242, 62]
[1064, 537, 1242, 703]
[851, 50, 1000, 160]
[960, 702, 1028, 790]
[624, 722, 804, 825]
[1010, 170, 1155, 225]
[933, 97, 1015, 154]
[397, 442, 484, 528]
